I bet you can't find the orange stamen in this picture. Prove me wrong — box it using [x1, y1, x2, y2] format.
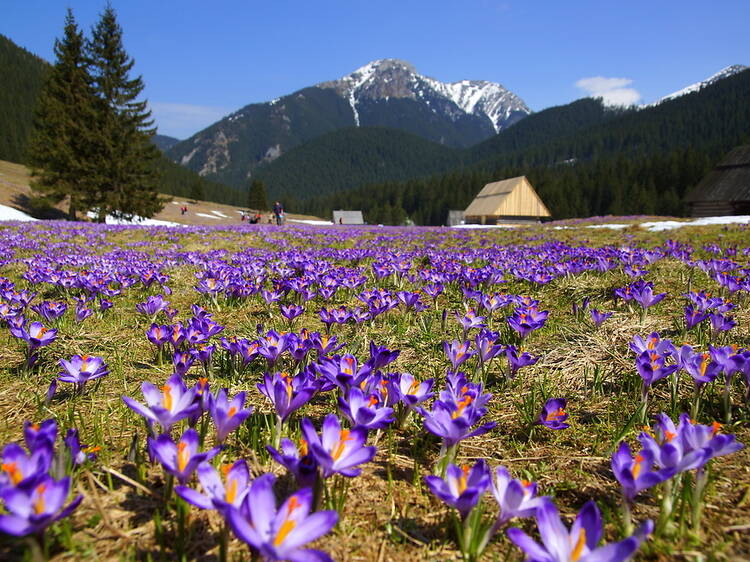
[331, 430, 352, 461]
[161, 385, 173, 411]
[571, 528, 587, 560]
[177, 442, 189, 472]
[632, 454, 644, 479]
[2, 462, 23, 485]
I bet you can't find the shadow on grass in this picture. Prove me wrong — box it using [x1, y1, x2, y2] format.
[11, 192, 68, 220]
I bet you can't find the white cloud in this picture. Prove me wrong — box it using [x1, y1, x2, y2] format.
[575, 76, 641, 107]
[148, 102, 229, 139]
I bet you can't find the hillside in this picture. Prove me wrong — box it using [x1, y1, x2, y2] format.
[254, 127, 462, 201]
[0, 34, 48, 163]
[0, 159, 322, 225]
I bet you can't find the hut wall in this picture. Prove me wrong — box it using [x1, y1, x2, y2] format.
[690, 201, 734, 217]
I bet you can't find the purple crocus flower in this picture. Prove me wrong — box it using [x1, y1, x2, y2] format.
[172, 350, 196, 376]
[30, 301, 67, 322]
[631, 281, 666, 309]
[23, 420, 57, 453]
[678, 346, 722, 388]
[424, 459, 491, 519]
[442, 340, 475, 371]
[492, 466, 548, 525]
[280, 303, 304, 323]
[637, 414, 710, 474]
[456, 309, 486, 336]
[57, 354, 110, 391]
[266, 438, 319, 489]
[10, 321, 57, 349]
[474, 332, 504, 364]
[226, 473, 338, 562]
[684, 305, 708, 330]
[337, 386, 394, 430]
[146, 324, 170, 348]
[300, 414, 376, 478]
[135, 295, 169, 318]
[421, 398, 496, 449]
[258, 330, 291, 368]
[709, 312, 736, 334]
[366, 341, 400, 371]
[64, 428, 99, 466]
[0, 443, 53, 490]
[507, 499, 653, 562]
[679, 415, 744, 461]
[122, 373, 201, 432]
[635, 351, 679, 391]
[257, 372, 318, 422]
[175, 459, 250, 511]
[589, 308, 613, 328]
[75, 305, 93, 323]
[148, 428, 221, 484]
[210, 389, 253, 443]
[537, 398, 569, 430]
[507, 306, 549, 339]
[0, 475, 83, 536]
[611, 441, 676, 501]
[505, 345, 539, 378]
[390, 372, 435, 409]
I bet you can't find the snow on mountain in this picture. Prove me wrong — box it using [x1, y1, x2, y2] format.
[318, 59, 530, 132]
[646, 65, 748, 107]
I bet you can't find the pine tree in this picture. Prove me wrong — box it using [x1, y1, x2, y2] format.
[27, 9, 99, 220]
[248, 178, 268, 211]
[87, 4, 163, 221]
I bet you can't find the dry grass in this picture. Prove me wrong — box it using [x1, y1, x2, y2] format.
[0, 221, 749, 560]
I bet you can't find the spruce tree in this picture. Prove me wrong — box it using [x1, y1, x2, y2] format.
[248, 178, 268, 211]
[28, 9, 99, 220]
[87, 4, 163, 221]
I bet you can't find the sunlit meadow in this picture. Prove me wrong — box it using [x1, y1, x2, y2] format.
[0, 219, 749, 561]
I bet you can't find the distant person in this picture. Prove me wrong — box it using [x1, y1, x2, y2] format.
[273, 201, 284, 226]
[180, 206, 187, 215]
[339, 217, 343, 224]
[241, 212, 247, 222]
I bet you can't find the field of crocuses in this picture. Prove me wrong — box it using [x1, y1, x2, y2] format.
[1, 220, 749, 561]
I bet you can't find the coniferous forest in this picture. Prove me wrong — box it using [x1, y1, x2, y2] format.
[292, 70, 750, 224]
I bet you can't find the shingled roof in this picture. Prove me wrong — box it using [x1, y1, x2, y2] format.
[685, 145, 750, 202]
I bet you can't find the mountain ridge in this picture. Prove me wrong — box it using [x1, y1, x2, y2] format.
[166, 58, 532, 189]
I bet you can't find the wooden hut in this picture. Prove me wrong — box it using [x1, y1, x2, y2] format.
[332, 210, 364, 225]
[463, 176, 551, 225]
[685, 146, 750, 217]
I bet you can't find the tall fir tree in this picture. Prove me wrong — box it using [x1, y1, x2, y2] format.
[27, 9, 100, 220]
[87, 4, 163, 221]
[248, 178, 268, 211]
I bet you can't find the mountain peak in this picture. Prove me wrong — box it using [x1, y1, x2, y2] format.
[648, 64, 748, 106]
[318, 59, 530, 131]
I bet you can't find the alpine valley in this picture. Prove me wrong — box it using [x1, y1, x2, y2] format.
[166, 59, 530, 188]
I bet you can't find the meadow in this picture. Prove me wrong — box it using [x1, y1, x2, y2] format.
[0, 219, 749, 561]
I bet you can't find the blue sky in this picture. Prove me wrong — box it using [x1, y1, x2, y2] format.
[3, 0, 749, 138]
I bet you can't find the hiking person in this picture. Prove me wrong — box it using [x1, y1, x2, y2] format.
[272, 201, 284, 226]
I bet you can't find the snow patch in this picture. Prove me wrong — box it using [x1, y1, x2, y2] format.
[586, 224, 629, 230]
[0, 204, 38, 222]
[85, 211, 180, 227]
[196, 213, 221, 219]
[288, 219, 334, 226]
[640, 216, 750, 232]
[210, 210, 228, 218]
